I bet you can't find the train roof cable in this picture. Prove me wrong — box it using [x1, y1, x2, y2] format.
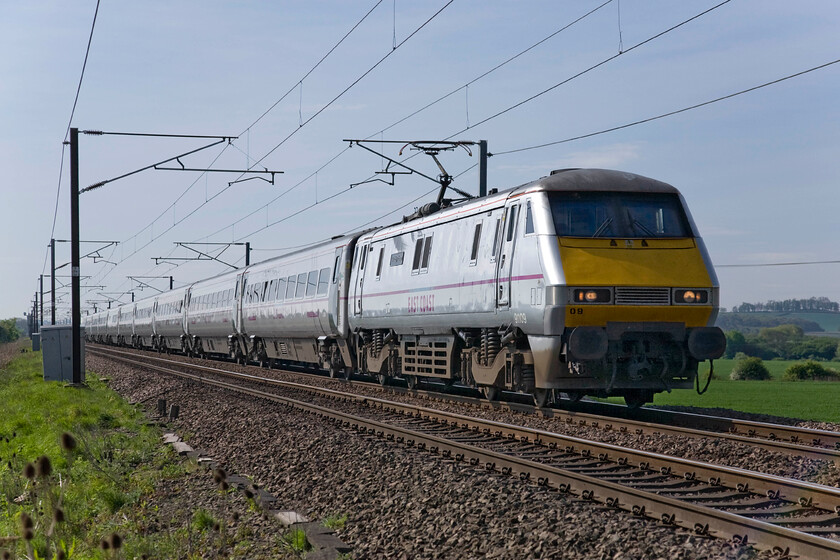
[492, 57, 840, 156]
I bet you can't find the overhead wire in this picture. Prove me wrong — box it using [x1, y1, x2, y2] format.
[90, 1, 388, 285]
[718, 260, 840, 268]
[44, 0, 101, 275]
[239, 0, 384, 137]
[247, 0, 455, 169]
[445, 0, 733, 138]
[86, 1, 412, 294]
[102, 0, 458, 287]
[492, 57, 840, 156]
[201, 1, 610, 241]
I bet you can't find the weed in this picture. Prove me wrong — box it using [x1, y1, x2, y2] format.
[281, 528, 310, 553]
[323, 513, 348, 531]
[192, 509, 217, 532]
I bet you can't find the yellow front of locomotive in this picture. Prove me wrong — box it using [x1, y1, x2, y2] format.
[540, 169, 725, 407]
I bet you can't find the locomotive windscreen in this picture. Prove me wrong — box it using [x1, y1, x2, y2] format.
[548, 191, 691, 238]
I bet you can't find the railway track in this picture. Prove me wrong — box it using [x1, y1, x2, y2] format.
[90, 344, 840, 465]
[90, 346, 840, 558]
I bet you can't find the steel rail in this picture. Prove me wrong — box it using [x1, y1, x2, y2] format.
[91, 347, 840, 511]
[91, 348, 840, 559]
[558, 399, 840, 450]
[391, 387, 840, 464]
[91, 348, 840, 508]
[89, 345, 840, 464]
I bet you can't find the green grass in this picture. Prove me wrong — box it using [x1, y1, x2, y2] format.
[703, 358, 808, 381]
[0, 347, 183, 559]
[323, 513, 348, 531]
[602, 359, 840, 423]
[0, 344, 292, 559]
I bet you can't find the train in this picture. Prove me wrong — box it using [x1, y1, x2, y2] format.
[84, 168, 726, 407]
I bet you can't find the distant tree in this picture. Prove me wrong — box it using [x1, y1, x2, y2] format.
[783, 360, 840, 381]
[730, 297, 839, 313]
[729, 357, 771, 381]
[716, 313, 822, 334]
[723, 330, 746, 358]
[0, 318, 20, 343]
[786, 337, 839, 361]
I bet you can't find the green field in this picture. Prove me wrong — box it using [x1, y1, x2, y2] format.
[779, 312, 840, 332]
[603, 359, 840, 423]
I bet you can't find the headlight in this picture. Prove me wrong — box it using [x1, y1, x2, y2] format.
[674, 289, 709, 304]
[570, 288, 611, 304]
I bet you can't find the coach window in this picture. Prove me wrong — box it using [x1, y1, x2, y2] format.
[295, 273, 307, 298]
[306, 270, 318, 297]
[506, 206, 518, 242]
[525, 200, 535, 234]
[332, 249, 342, 284]
[411, 238, 424, 273]
[317, 267, 330, 295]
[359, 244, 368, 270]
[420, 235, 433, 271]
[286, 275, 296, 299]
[375, 247, 384, 280]
[276, 278, 286, 301]
[490, 218, 501, 262]
[469, 223, 482, 265]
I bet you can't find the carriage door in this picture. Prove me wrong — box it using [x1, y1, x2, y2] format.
[233, 274, 245, 334]
[352, 243, 369, 316]
[495, 203, 519, 309]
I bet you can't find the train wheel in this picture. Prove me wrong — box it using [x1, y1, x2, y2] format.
[405, 375, 418, 390]
[532, 389, 551, 408]
[377, 374, 388, 386]
[564, 391, 584, 403]
[481, 386, 500, 401]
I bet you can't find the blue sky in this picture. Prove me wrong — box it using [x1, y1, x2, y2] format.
[2, 0, 839, 320]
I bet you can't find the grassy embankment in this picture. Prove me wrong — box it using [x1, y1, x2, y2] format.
[0, 342, 264, 559]
[642, 358, 840, 423]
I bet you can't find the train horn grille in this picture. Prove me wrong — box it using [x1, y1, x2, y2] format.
[614, 287, 671, 306]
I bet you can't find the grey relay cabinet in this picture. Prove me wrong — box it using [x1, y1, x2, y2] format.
[41, 325, 85, 383]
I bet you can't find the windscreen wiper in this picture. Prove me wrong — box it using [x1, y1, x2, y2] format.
[592, 217, 613, 237]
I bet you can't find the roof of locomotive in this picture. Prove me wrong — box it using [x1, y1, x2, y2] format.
[512, 168, 681, 195]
